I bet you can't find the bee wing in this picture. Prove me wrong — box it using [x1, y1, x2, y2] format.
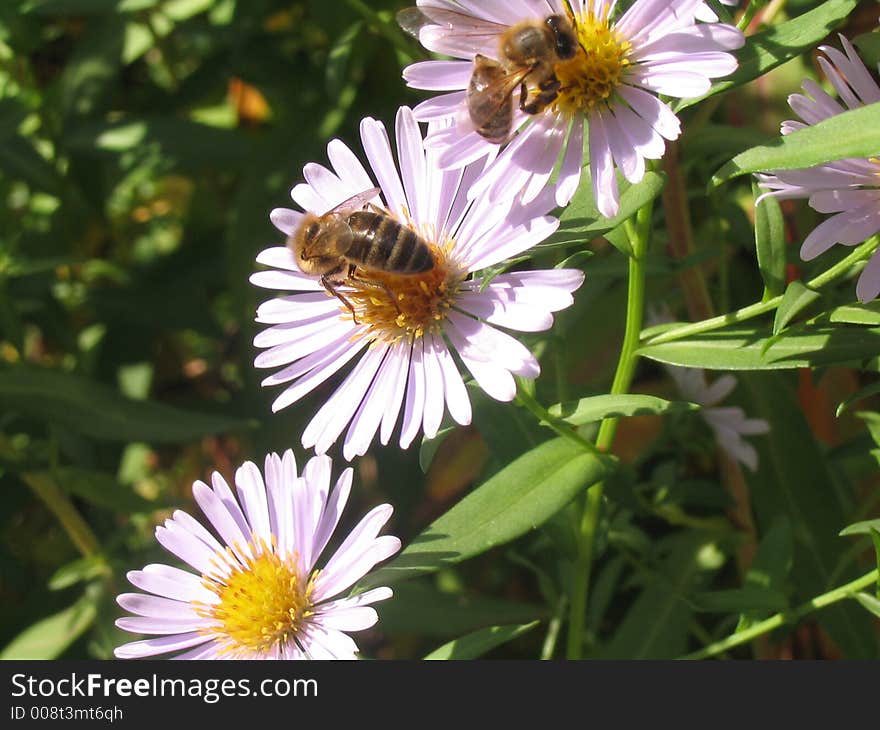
[326, 187, 382, 215]
[396, 6, 432, 38]
[468, 56, 530, 127]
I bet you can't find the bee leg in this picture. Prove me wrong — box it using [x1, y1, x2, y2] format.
[349, 271, 402, 317]
[321, 274, 359, 324]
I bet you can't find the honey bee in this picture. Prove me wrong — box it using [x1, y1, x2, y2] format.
[288, 187, 435, 322]
[397, 3, 581, 144]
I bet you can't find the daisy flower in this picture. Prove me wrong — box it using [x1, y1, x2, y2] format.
[402, 0, 743, 217]
[757, 36, 880, 302]
[115, 451, 399, 659]
[667, 366, 770, 471]
[250, 106, 584, 460]
[649, 307, 768, 471]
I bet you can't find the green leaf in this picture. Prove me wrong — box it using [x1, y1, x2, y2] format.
[839, 519, 880, 537]
[854, 30, 880, 69]
[552, 171, 666, 245]
[0, 594, 97, 659]
[856, 411, 880, 448]
[0, 138, 63, 195]
[695, 586, 788, 613]
[423, 621, 539, 660]
[713, 102, 880, 187]
[360, 437, 612, 587]
[826, 302, 880, 326]
[0, 366, 255, 443]
[836, 382, 880, 416]
[57, 14, 125, 118]
[853, 592, 880, 619]
[676, 0, 860, 113]
[600, 532, 720, 659]
[54, 467, 159, 512]
[740, 373, 877, 657]
[418, 424, 456, 473]
[753, 180, 786, 299]
[48, 556, 108, 591]
[739, 516, 793, 626]
[547, 394, 697, 426]
[638, 325, 880, 371]
[375, 582, 545, 638]
[773, 281, 821, 335]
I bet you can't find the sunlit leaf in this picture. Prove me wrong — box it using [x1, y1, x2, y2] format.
[548, 394, 697, 426]
[360, 437, 612, 587]
[423, 622, 540, 660]
[0, 594, 97, 659]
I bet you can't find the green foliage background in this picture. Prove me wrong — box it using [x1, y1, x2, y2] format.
[0, 0, 878, 660]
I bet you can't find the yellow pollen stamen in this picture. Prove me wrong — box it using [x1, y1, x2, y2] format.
[195, 538, 316, 657]
[341, 238, 464, 343]
[554, 11, 632, 116]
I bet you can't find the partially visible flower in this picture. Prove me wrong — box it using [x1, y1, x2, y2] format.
[666, 367, 770, 471]
[757, 36, 880, 302]
[115, 451, 399, 659]
[649, 308, 769, 470]
[251, 106, 583, 460]
[403, 0, 743, 217]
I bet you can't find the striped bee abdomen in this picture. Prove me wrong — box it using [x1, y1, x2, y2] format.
[346, 211, 434, 274]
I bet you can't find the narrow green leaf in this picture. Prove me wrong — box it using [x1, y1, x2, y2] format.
[696, 586, 788, 613]
[0, 366, 255, 443]
[361, 437, 612, 587]
[872, 529, 880, 578]
[836, 382, 880, 416]
[638, 325, 880, 371]
[738, 517, 793, 626]
[601, 532, 720, 659]
[547, 394, 697, 426]
[676, 0, 860, 113]
[826, 302, 880, 326]
[376, 582, 545, 637]
[713, 102, 880, 187]
[839, 519, 880, 537]
[853, 592, 880, 619]
[0, 594, 97, 659]
[753, 180, 786, 299]
[741, 373, 877, 657]
[419, 425, 456, 473]
[423, 622, 539, 660]
[54, 467, 159, 512]
[856, 412, 880, 448]
[773, 281, 821, 335]
[48, 556, 108, 591]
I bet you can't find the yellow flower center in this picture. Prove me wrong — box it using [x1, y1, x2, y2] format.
[554, 10, 632, 115]
[343, 237, 464, 343]
[197, 540, 316, 657]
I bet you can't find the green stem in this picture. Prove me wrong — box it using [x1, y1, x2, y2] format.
[515, 385, 602, 456]
[682, 569, 879, 660]
[643, 238, 879, 346]
[23, 472, 100, 558]
[566, 201, 652, 659]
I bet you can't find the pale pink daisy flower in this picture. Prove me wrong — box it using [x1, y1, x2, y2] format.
[666, 367, 769, 471]
[250, 106, 584, 460]
[757, 36, 880, 302]
[695, 0, 738, 22]
[649, 307, 769, 471]
[402, 0, 743, 217]
[115, 451, 399, 659]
